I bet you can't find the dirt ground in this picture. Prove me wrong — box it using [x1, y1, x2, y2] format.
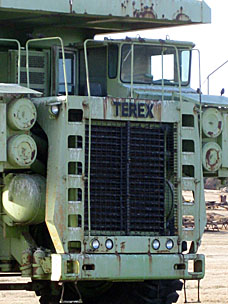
[1, 190, 228, 303]
[0, 276, 39, 304]
[179, 189, 228, 303]
[177, 230, 228, 303]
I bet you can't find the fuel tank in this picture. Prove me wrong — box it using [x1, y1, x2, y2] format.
[2, 174, 46, 225]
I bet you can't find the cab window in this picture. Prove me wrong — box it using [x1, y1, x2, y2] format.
[121, 44, 191, 86]
[58, 50, 77, 95]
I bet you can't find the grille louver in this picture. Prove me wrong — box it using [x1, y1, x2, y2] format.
[9, 50, 49, 95]
[85, 121, 174, 236]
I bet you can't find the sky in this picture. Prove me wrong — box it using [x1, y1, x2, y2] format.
[99, 0, 228, 96]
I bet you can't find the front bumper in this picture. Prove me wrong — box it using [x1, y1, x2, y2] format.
[51, 253, 205, 282]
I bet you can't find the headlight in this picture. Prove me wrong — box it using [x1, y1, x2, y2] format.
[152, 239, 160, 250]
[105, 239, 113, 250]
[50, 105, 59, 116]
[91, 239, 100, 250]
[166, 239, 174, 250]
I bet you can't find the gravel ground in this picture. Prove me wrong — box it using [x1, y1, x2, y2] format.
[177, 230, 228, 303]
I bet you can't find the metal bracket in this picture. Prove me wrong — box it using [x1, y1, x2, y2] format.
[184, 279, 201, 303]
[60, 281, 83, 304]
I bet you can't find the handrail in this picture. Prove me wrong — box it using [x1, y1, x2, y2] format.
[130, 44, 134, 98]
[25, 37, 68, 100]
[173, 44, 184, 242]
[0, 39, 21, 84]
[195, 48, 205, 241]
[83, 39, 92, 236]
[206, 59, 228, 95]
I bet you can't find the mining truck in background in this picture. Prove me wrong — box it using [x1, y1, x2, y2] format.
[0, 0, 224, 303]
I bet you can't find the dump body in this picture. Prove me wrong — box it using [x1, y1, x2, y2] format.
[0, 0, 211, 33]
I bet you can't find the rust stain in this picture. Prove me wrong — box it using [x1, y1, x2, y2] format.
[114, 238, 118, 252]
[133, 4, 156, 19]
[116, 252, 121, 275]
[157, 250, 170, 254]
[193, 105, 199, 115]
[147, 238, 152, 273]
[147, 238, 151, 254]
[103, 97, 108, 119]
[82, 173, 87, 182]
[175, 7, 190, 21]
[176, 13, 190, 21]
[218, 121, 222, 130]
[148, 253, 152, 273]
[21, 249, 33, 276]
[82, 100, 89, 108]
[120, 241, 125, 253]
[206, 148, 220, 171]
[63, 98, 67, 111]
[152, 100, 161, 121]
[69, 0, 73, 13]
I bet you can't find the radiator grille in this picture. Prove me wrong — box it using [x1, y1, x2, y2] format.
[85, 121, 174, 236]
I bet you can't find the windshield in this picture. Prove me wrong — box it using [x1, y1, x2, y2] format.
[121, 44, 191, 86]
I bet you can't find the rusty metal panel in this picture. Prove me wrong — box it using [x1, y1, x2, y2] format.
[81, 96, 179, 122]
[0, 103, 6, 162]
[0, 0, 211, 25]
[70, 0, 211, 23]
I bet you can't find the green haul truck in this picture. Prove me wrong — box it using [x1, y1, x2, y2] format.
[0, 0, 224, 303]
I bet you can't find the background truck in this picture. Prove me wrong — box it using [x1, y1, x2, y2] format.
[0, 1, 220, 303]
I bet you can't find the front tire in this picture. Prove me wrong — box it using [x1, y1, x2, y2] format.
[39, 295, 60, 304]
[38, 280, 183, 304]
[96, 280, 183, 304]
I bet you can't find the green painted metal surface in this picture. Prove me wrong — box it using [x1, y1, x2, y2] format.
[51, 253, 205, 281]
[7, 98, 37, 131]
[7, 135, 37, 167]
[2, 174, 46, 224]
